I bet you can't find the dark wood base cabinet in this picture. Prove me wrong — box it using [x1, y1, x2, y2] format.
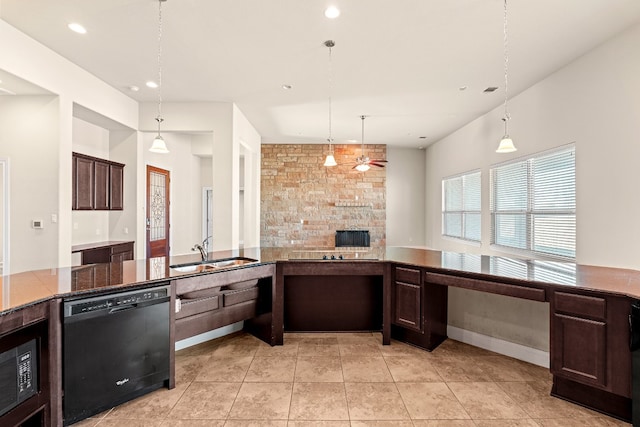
[550, 289, 632, 422]
[390, 266, 448, 351]
[174, 264, 278, 345]
[0, 300, 61, 427]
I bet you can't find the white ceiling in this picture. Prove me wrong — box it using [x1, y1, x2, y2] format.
[1, 0, 640, 147]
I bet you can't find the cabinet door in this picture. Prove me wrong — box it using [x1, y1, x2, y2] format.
[552, 313, 607, 388]
[111, 242, 133, 261]
[94, 161, 110, 210]
[393, 281, 422, 331]
[109, 164, 124, 210]
[73, 156, 94, 210]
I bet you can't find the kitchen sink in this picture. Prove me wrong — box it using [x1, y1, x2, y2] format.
[170, 257, 259, 273]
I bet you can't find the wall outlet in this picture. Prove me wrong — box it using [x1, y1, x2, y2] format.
[124, 227, 129, 234]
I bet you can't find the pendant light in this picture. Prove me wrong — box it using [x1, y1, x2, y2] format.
[355, 115, 371, 172]
[323, 40, 338, 167]
[496, 0, 517, 153]
[149, 0, 169, 154]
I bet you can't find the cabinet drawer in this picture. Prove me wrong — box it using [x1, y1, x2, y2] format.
[395, 267, 421, 285]
[554, 292, 606, 321]
[177, 295, 220, 319]
[224, 286, 259, 307]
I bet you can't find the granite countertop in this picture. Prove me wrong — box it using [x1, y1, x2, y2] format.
[3, 246, 640, 315]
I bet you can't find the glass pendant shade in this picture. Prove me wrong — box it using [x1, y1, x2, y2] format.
[150, 134, 169, 153]
[496, 135, 517, 153]
[355, 163, 370, 172]
[324, 153, 337, 167]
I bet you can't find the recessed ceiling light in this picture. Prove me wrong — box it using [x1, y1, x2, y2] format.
[324, 6, 340, 19]
[419, 136, 427, 139]
[484, 86, 499, 93]
[282, 84, 292, 90]
[459, 86, 467, 91]
[146, 81, 158, 89]
[68, 23, 87, 34]
[128, 85, 140, 92]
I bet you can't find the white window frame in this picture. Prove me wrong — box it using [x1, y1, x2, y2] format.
[490, 144, 576, 261]
[442, 169, 481, 243]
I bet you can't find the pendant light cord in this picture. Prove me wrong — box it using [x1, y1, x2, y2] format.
[156, 0, 164, 126]
[326, 40, 335, 150]
[502, 0, 509, 133]
[361, 115, 366, 157]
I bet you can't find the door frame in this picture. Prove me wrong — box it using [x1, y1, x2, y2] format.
[0, 157, 9, 276]
[146, 165, 170, 259]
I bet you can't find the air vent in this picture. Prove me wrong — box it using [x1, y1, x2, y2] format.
[484, 86, 499, 93]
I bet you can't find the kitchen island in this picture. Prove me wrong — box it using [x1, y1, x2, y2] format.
[2, 246, 640, 425]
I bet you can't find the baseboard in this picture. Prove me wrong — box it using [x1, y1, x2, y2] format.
[175, 321, 244, 351]
[447, 325, 550, 368]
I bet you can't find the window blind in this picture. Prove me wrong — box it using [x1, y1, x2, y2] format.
[442, 170, 481, 242]
[490, 145, 575, 260]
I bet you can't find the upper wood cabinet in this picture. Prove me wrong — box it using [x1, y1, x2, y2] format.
[72, 152, 125, 210]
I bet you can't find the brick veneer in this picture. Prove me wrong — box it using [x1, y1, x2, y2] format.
[261, 144, 386, 248]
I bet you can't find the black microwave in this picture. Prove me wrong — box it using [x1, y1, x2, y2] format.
[0, 338, 38, 417]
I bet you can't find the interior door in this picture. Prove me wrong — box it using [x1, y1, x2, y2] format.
[146, 165, 170, 258]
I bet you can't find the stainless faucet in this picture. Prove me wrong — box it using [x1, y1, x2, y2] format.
[192, 236, 212, 261]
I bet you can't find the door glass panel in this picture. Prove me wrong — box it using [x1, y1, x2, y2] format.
[150, 171, 167, 242]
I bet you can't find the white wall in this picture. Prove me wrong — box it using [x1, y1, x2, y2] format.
[0, 96, 60, 273]
[425, 23, 640, 352]
[0, 20, 139, 271]
[141, 132, 202, 257]
[233, 105, 261, 249]
[386, 147, 426, 247]
[139, 102, 235, 253]
[108, 130, 138, 253]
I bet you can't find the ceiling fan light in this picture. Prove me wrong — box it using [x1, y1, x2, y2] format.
[496, 135, 517, 153]
[355, 163, 370, 172]
[324, 153, 337, 167]
[150, 135, 169, 153]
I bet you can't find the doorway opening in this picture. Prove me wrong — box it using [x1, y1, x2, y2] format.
[0, 157, 8, 275]
[202, 187, 213, 246]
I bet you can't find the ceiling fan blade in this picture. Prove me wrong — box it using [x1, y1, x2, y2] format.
[368, 159, 388, 163]
[370, 162, 386, 168]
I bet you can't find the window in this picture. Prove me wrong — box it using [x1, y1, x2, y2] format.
[490, 145, 575, 260]
[442, 170, 481, 242]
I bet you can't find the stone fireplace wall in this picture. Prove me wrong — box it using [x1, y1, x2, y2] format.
[261, 144, 386, 248]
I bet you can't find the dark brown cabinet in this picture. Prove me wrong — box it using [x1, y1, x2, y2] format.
[550, 289, 631, 420]
[73, 155, 95, 210]
[72, 152, 124, 210]
[74, 241, 134, 265]
[390, 265, 448, 351]
[393, 267, 423, 332]
[0, 301, 60, 427]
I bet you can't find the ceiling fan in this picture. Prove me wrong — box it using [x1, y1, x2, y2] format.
[353, 115, 388, 172]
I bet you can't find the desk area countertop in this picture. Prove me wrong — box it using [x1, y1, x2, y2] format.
[71, 240, 135, 253]
[3, 246, 640, 315]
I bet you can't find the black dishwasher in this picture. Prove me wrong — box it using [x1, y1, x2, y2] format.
[63, 284, 170, 426]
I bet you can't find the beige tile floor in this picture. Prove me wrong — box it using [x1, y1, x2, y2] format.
[73, 332, 631, 426]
